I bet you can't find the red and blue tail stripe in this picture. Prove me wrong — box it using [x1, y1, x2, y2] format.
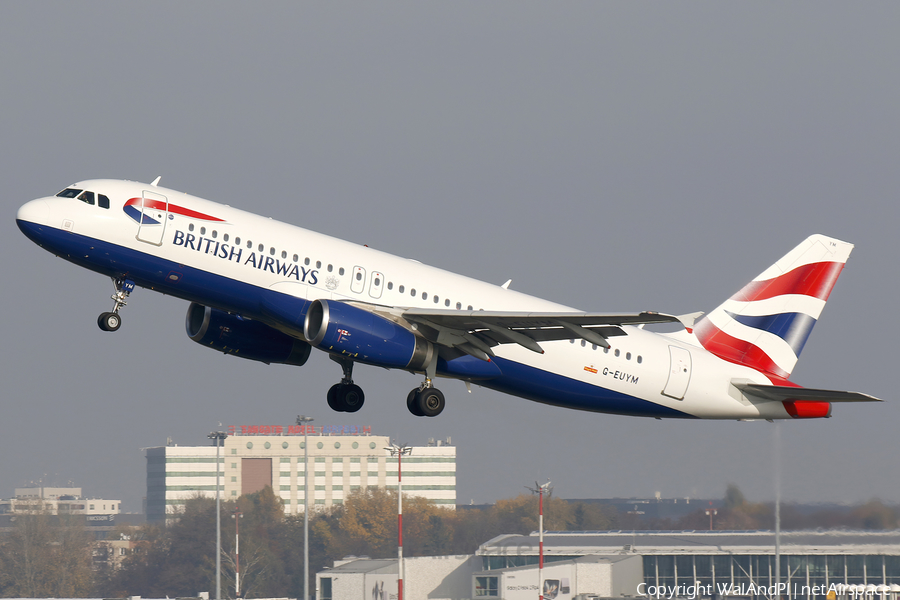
[693, 235, 853, 380]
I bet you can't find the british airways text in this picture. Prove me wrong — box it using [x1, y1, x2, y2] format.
[172, 230, 318, 284]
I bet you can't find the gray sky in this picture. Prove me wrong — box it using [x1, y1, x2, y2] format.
[2, 2, 898, 513]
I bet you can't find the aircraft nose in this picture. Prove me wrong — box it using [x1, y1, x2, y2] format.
[17, 198, 50, 225]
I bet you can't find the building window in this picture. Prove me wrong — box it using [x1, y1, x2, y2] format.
[320, 577, 332, 600]
[246, 442, 253, 449]
[264, 442, 271, 449]
[282, 442, 289, 449]
[317, 442, 324, 449]
[352, 442, 359, 449]
[334, 442, 341, 449]
[475, 576, 499, 597]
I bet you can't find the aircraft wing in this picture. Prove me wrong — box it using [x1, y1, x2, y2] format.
[733, 383, 882, 403]
[397, 307, 681, 361]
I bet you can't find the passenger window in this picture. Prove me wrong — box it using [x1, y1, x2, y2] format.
[356, 272, 362, 281]
[223, 234, 229, 242]
[327, 264, 333, 272]
[98, 194, 110, 209]
[189, 224, 195, 232]
[637, 356, 643, 364]
[387, 282, 393, 290]
[212, 230, 217, 239]
[305, 257, 310, 265]
[293, 254, 298, 262]
[258, 244, 264, 252]
[201, 227, 206, 235]
[78, 191, 95, 205]
[467, 305, 473, 310]
[614, 349, 620, 357]
[235, 237, 241, 245]
[269, 247, 275, 256]
[445, 299, 450, 307]
[411, 288, 416, 296]
[247, 240, 252, 249]
[434, 296, 440, 304]
[422, 292, 428, 300]
[282, 251, 287, 259]
[316, 261, 322, 268]
[626, 352, 632, 360]
[398, 285, 405, 293]
[339, 267, 345, 275]
[456, 302, 461, 309]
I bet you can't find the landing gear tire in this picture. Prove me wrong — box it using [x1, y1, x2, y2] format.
[328, 383, 365, 412]
[98, 312, 121, 332]
[327, 384, 341, 411]
[415, 387, 445, 417]
[407, 389, 424, 417]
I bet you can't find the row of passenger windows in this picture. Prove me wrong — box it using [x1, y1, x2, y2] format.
[571, 339, 643, 363]
[186, 223, 478, 310]
[57, 188, 110, 209]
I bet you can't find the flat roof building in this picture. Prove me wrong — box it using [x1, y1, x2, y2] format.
[146, 423, 455, 523]
[318, 530, 900, 600]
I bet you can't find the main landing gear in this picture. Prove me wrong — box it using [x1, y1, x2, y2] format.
[406, 382, 445, 418]
[406, 353, 445, 417]
[323, 356, 447, 417]
[97, 277, 135, 332]
[327, 356, 365, 413]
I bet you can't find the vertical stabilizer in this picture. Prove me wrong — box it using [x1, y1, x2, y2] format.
[693, 234, 853, 380]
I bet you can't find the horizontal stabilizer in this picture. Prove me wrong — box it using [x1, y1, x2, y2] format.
[733, 382, 882, 403]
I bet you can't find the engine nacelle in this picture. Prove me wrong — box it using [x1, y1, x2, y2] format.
[303, 299, 433, 371]
[186, 303, 311, 366]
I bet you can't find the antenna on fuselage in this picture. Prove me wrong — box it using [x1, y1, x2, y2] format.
[151, 176, 162, 186]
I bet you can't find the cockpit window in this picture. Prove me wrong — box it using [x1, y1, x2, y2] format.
[56, 188, 83, 198]
[98, 194, 110, 209]
[78, 191, 95, 205]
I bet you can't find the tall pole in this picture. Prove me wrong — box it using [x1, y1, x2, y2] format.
[774, 421, 782, 599]
[233, 508, 242, 598]
[208, 431, 227, 600]
[528, 480, 552, 600]
[539, 487, 544, 600]
[386, 443, 412, 600]
[297, 415, 314, 600]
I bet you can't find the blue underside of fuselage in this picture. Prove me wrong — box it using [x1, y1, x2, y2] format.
[17, 219, 695, 418]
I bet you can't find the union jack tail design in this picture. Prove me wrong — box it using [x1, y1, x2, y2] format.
[693, 234, 853, 380]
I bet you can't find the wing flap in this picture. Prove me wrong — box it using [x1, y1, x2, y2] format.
[402, 308, 680, 357]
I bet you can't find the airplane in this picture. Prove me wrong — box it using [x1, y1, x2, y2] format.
[16, 178, 881, 419]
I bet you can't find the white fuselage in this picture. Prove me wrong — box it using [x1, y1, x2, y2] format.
[17, 179, 790, 420]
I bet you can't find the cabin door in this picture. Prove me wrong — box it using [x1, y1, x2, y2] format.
[136, 190, 168, 246]
[662, 346, 692, 400]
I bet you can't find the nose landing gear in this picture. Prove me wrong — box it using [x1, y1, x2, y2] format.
[98, 277, 134, 332]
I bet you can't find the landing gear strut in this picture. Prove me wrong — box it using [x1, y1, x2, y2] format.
[406, 354, 446, 417]
[98, 277, 134, 332]
[327, 356, 365, 413]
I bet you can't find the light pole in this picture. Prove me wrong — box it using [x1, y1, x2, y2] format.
[527, 480, 552, 600]
[705, 504, 717, 530]
[208, 431, 228, 600]
[386, 443, 412, 600]
[232, 508, 242, 597]
[297, 415, 314, 600]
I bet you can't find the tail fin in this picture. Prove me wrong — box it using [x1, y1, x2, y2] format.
[693, 234, 853, 380]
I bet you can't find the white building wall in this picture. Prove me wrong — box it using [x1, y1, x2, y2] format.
[147, 431, 456, 522]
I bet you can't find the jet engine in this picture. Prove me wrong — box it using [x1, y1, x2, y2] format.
[303, 299, 433, 370]
[186, 303, 311, 366]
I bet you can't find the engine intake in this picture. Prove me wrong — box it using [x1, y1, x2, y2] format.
[186, 303, 311, 366]
[304, 299, 433, 371]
